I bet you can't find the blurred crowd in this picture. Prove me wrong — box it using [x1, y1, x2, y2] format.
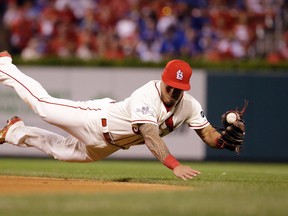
[0, 0, 288, 63]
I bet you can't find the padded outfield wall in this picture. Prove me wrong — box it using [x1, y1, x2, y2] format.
[206, 72, 288, 162]
[0, 66, 287, 162]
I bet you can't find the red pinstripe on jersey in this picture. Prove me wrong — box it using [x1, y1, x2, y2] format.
[188, 121, 209, 129]
[131, 119, 157, 124]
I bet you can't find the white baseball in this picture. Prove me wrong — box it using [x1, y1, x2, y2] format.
[226, 112, 238, 124]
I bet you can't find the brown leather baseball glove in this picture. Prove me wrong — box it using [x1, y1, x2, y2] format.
[217, 100, 249, 154]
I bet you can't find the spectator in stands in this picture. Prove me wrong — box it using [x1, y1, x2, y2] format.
[0, 0, 286, 62]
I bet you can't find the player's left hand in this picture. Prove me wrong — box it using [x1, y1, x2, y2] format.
[173, 165, 201, 180]
[218, 100, 248, 154]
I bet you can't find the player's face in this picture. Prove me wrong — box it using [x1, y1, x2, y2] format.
[161, 82, 183, 107]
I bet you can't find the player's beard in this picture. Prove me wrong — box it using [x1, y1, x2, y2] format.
[160, 82, 183, 108]
[162, 93, 181, 108]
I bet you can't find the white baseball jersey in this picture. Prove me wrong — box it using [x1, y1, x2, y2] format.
[0, 55, 209, 162]
[107, 80, 209, 149]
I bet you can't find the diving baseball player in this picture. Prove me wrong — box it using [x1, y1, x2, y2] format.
[0, 51, 246, 180]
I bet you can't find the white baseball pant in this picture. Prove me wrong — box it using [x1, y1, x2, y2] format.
[0, 56, 119, 162]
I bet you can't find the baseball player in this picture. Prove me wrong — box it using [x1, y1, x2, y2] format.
[0, 51, 246, 180]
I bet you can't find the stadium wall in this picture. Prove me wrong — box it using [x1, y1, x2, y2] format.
[206, 72, 288, 162]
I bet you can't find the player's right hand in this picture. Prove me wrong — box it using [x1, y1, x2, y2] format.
[173, 165, 201, 180]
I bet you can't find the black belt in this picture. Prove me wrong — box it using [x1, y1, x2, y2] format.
[101, 118, 125, 149]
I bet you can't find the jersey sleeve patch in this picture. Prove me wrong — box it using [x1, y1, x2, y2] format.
[136, 106, 154, 115]
[130, 86, 158, 124]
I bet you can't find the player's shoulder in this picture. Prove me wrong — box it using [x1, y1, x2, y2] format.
[181, 92, 202, 107]
[182, 92, 197, 102]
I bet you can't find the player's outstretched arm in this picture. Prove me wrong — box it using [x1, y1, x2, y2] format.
[139, 123, 201, 180]
[138, 123, 170, 162]
[195, 124, 221, 148]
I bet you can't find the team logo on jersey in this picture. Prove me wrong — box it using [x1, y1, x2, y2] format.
[136, 106, 152, 115]
[176, 70, 184, 80]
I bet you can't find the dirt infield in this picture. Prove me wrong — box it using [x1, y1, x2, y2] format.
[0, 176, 189, 195]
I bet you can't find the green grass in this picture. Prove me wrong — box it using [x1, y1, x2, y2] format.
[0, 158, 287, 216]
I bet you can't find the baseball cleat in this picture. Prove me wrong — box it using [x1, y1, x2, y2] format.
[0, 50, 11, 58]
[0, 116, 22, 144]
